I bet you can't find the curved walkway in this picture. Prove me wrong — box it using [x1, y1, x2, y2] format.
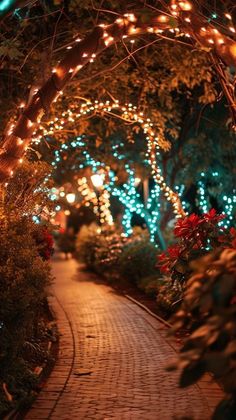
[25, 257, 223, 420]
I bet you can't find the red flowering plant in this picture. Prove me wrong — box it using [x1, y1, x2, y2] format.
[33, 226, 54, 261]
[158, 209, 230, 285]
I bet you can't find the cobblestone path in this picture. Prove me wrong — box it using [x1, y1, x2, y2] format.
[25, 257, 223, 420]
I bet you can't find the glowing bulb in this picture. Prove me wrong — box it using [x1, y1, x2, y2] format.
[91, 173, 105, 188]
[158, 15, 168, 23]
[66, 193, 76, 204]
[179, 1, 192, 11]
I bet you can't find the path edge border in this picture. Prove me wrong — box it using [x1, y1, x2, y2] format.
[124, 294, 172, 328]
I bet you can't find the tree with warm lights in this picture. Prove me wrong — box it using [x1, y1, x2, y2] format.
[0, 0, 236, 185]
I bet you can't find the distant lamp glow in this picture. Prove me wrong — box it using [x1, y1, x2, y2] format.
[66, 193, 76, 204]
[91, 173, 105, 189]
[134, 177, 141, 186]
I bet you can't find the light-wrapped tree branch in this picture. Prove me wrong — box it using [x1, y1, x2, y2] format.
[0, 0, 235, 183]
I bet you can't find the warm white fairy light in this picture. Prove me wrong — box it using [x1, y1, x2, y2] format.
[77, 176, 113, 225]
[33, 99, 184, 218]
[158, 15, 168, 23]
[179, 1, 192, 11]
[3, 0, 236, 188]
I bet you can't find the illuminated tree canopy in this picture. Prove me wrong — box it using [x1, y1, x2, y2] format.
[0, 0, 236, 184]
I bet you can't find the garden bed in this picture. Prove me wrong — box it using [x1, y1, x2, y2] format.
[1, 299, 58, 420]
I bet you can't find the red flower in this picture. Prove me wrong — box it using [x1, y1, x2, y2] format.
[34, 227, 54, 261]
[167, 245, 181, 258]
[158, 245, 181, 274]
[203, 208, 225, 223]
[174, 213, 202, 238]
[158, 252, 171, 273]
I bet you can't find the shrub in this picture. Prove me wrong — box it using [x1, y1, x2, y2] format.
[0, 217, 53, 415]
[156, 277, 183, 314]
[93, 229, 125, 280]
[157, 210, 234, 309]
[169, 243, 236, 420]
[117, 236, 158, 284]
[137, 275, 163, 297]
[158, 209, 226, 285]
[33, 226, 54, 260]
[76, 225, 159, 286]
[0, 160, 54, 416]
[76, 223, 100, 269]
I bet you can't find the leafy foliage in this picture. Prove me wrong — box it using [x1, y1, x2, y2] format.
[5, 159, 53, 218]
[158, 209, 227, 283]
[0, 217, 53, 416]
[76, 224, 159, 285]
[76, 223, 100, 270]
[156, 210, 235, 313]
[169, 246, 236, 420]
[117, 233, 158, 284]
[0, 159, 54, 416]
[156, 277, 183, 314]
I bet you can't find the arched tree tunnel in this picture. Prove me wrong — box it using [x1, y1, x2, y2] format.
[0, 0, 236, 185]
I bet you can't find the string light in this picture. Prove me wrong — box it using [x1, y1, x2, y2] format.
[2, 2, 236, 187]
[48, 137, 164, 245]
[196, 172, 235, 229]
[34, 99, 184, 219]
[77, 175, 113, 226]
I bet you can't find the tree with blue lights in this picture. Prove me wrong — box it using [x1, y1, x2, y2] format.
[49, 136, 166, 248]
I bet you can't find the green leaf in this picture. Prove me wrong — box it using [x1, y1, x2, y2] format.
[213, 398, 236, 420]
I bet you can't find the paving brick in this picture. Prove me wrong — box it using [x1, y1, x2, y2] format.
[25, 258, 224, 419]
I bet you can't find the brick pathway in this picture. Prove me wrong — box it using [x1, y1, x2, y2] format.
[25, 257, 223, 420]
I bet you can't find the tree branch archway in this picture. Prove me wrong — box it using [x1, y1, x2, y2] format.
[0, 0, 235, 183]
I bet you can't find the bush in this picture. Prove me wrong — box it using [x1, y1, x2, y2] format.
[117, 236, 158, 284]
[157, 210, 234, 310]
[0, 160, 54, 415]
[0, 218, 52, 417]
[158, 210, 227, 285]
[93, 229, 125, 280]
[137, 275, 162, 297]
[156, 277, 183, 314]
[76, 225, 159, 286]
[0, 217, 53, 415]
[169, 243, 236, 420]
[76, 223, 100, 269]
